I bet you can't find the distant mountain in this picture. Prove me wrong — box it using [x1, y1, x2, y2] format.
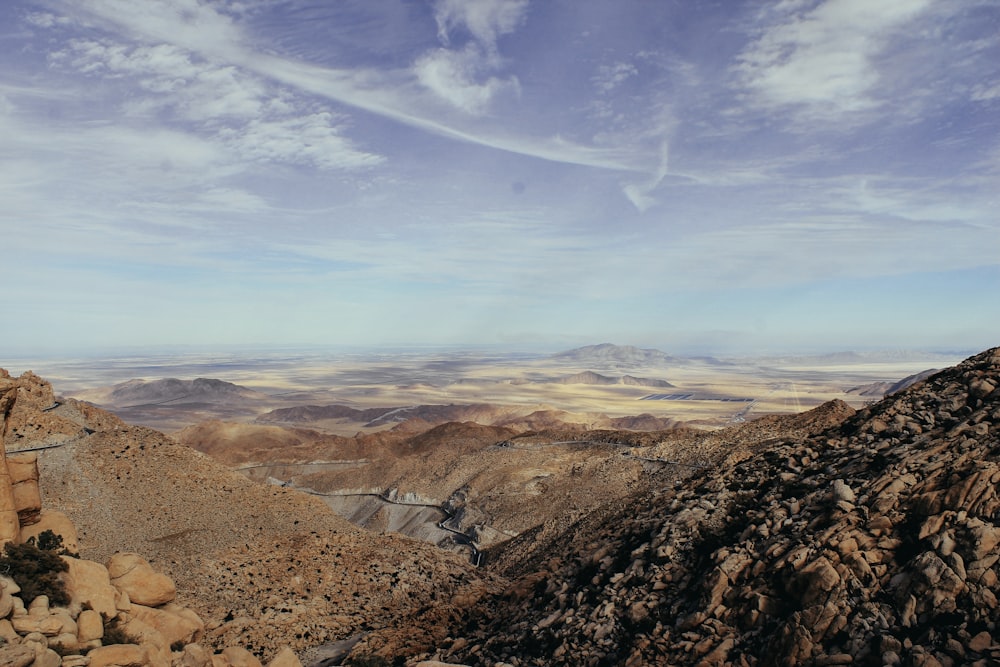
[552, 371, 674, 387]
[847, 368, 939, 398]
[92, 377, 268, 407]
[553, 371, 618, 385]
[551, 343, 675, 366]
[620, 374, 675, 388]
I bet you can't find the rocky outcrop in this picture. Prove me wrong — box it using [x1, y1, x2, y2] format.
[0, 371, 307, 667]
[435, 347, 1000, 666]
[0, 377, 22, 544]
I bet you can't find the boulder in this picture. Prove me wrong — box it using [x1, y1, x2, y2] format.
[0, 643, 36, 667]
[107, 552, 176, 607]
[221, 646, 264, 667]
[7, 452, 41, 526]
[62, 556, 119, 618]
[88, 643, 149, 667]
[0, 381, 21, 545]
[131, 602, 205, 646]
[182, 643, 213, 667]
[77, 609, 104, 642]
[265, 647, 303, 667]
[22, 510, 80, 554]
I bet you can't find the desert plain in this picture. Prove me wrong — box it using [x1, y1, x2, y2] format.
[3, 344, 968, 434]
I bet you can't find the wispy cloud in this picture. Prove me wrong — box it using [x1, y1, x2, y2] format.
[51, 37, 383, 171]
[50, 0, 640, 171]
[736, 0, 934, 120]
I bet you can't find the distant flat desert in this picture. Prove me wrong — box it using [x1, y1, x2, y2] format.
[4, 345, 970, 433]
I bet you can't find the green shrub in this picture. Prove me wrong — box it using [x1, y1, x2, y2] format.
[0, 540, 70, 606]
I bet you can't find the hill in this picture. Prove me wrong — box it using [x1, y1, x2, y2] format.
[427, 347, 1000, 666]
[74, 377, 269, 407]
[551, 344, 676, 367]
[846, 368, 938, 398]
[552, 371, 674, 387]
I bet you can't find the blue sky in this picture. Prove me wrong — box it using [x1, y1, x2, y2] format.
[2, 0, 998, 355]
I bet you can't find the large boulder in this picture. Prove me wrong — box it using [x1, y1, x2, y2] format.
[265, 647, 302, 667]
[130, 602, 204, 646]
[61, 556, 119, 618]
[107, 552, 176, 607]
[22, 510, 80, 554]
[7, 453, 41, 526]
[88, 643, 149, 667]
[0, 380, 21, 545]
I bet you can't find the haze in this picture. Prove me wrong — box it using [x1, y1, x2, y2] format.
[2, 0, 998, 354]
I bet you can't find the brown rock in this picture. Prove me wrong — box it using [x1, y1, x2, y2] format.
[130, 602, 204, 646]
[795, 557, 841, 607]
[968, 631, 992, 652]
[265, 647, 302, 667]
[7, 452, 41, 526]
[107, 552, 176, 607]
[22, 510, 80, 554]
[77, 608, 104, 643]
[182, 643, 213, 667]
[62, 556, 119, 618]
[0, 381, 22, 545]
[0, 643, 36, 667]
[221, 646, 264, 667]
[88, 643, 149, 667]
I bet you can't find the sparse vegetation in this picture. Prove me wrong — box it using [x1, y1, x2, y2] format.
[102, 619, 140, 646]
[30, 529, 78, 557]
[0, 539, 70, 605]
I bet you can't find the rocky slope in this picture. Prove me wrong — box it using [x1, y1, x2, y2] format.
[2, 369, 496, 663]
[426, 347, 1000, 666]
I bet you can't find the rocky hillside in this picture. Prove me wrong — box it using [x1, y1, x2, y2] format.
[426, 347, 1000, 666]
[846, 368, 939, 399]
[1, 369, 496, 663]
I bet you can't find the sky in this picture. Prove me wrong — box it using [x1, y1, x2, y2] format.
[1, 0, 998, 356]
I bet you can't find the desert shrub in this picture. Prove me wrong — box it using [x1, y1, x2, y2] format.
[0, 540, 70, 605]
[31, 529, 77, 557]
[102, 619, 140, 646]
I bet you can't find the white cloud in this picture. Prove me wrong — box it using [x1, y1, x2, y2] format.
[971, 81, 1000, 102]
[414, 0, 528, 114]
[221, 113, 384, 170]
[432, 0, 529, 54]
[52, 37, 383, 171]
[623, 138, 669, 212]
[737, 0, 933, 118]
[414, 45, 519, 115]
[56, 0, 637, 171]
[592, 62, 638, 95]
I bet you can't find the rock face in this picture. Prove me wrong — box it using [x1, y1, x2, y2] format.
[0, 377, 21, 544]
[436, 347, 1000, 666]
